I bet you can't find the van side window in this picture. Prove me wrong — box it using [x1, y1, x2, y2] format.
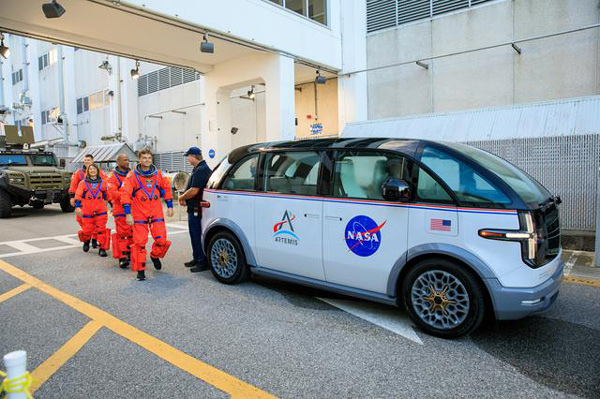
[265, 151, 321, 196]
[332, 152, 408, 200]
[220, 154, 259, 191]
[420, 146, 511, 205]
[416, 168, 453, 202]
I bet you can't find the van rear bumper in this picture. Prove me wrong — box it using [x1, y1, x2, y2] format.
[488, 261, 564, 320]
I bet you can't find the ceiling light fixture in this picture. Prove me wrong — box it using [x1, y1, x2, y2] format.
[0, 34, 9, 59]
[130, 60, 140, 80]
[200, 33, 214, 54]
[42, 1, 66, 18]
[315, 70, 326, 84]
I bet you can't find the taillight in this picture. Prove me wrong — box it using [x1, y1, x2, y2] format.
[479, 211, 541, 268]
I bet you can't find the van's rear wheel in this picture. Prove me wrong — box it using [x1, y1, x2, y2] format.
[208, 231, 250, 285]
[402, 258, 485, 338]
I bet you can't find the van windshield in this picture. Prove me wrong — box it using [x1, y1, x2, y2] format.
[420, 146, 511, 206]
[441, 143, 551, 205]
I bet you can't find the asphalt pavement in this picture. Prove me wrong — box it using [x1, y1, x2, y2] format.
[0, 205, 599, 398]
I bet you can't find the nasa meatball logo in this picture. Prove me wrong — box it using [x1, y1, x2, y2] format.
[344, 215, 386, 257]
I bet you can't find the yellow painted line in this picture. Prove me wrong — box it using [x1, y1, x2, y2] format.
[0, 259, 276, 399]
[30, 320, 102, 392]
[0, 283, 31, 303]
[563, 275, 600, 288]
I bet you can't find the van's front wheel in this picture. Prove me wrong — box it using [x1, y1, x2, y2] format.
[208, 231, 250, 285]
[402, 258, 485, 338]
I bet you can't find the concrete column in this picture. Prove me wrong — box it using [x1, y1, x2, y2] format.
[26, 39, 42, 141]
[264, 54, 296, 141]
[337, 0, 368, 132]
[120, 58, 139, 146]
[201, 52, 296, 167]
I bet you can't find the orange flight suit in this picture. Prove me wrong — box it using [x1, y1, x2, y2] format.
[106, 168, 133, 260]
[74, 177, 111, 250]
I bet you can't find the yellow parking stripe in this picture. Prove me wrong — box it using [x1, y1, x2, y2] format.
[30, 320, 103, 392]
[0, 283, 31, 303]
[0, 259, 276, 399]
[563, 276, 600, 288]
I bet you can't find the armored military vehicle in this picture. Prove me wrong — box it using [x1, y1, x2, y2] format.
[0, 125, 73, 218]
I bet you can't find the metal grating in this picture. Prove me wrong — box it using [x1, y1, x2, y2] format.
[158, 68, 170, 91]
[138, 67, 201, 97]
[147, 70, 159, 95]
[154, 151, 194, 173]
[368, 0, 494, 33]
[466, 135, 600, 232]
[367, 0, 396, 33]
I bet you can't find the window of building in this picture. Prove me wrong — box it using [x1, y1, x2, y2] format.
[265, 0, 328, 26]
[367, 0, 494, 33]
[332, 151, 409, 200]
[221, 154, 260, 191]
[11, 69, 23, 85]
[264, 151, 321, 196]
[38, 48, 58, 71]
[89, 91, 105, 110]
[41, 110, 49, 125]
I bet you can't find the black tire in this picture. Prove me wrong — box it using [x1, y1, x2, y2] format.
[0, 190, 12, 218]
[60, 195, 75, 213]
[207, 231, 250, 285]
[402, 258, 486, 338]
[32, 202, 45, 210]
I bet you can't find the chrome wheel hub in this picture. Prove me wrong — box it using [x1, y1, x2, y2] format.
[211, 239, 238, 278]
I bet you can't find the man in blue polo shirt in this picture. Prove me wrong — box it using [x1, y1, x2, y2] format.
[178, 147, 212, 272]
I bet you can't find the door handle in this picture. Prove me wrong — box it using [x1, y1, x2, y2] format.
[325, 216, 343, 221]
[304, 213, 319, 219]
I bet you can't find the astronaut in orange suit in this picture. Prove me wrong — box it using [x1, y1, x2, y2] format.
[121, 149, 174, 281]
[106, 153, 133, 269]
[70, 153, 107, 249]
[74, 163, 110, 257]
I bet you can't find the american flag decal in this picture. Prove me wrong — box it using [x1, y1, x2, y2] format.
[431, 218, 451, 231]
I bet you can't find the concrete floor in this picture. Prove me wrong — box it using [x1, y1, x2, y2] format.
[0, 205, 599, 398]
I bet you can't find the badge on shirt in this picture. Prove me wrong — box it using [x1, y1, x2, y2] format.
[146, 179, 153, 188]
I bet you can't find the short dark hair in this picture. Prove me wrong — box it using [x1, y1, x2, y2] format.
[84, 154, 94, 160]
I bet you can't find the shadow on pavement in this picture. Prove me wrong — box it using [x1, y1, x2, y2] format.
[472, 316, 600, 398]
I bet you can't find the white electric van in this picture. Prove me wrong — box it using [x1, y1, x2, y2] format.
[201, 138, 563, 338]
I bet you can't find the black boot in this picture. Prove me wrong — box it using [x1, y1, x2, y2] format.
[151, 257, 162, 270]
[119, 258, 129, 269]
[91, 239, 98, 249]
[136, 270, 146, 281]
[190, 262, 209, 273]
[98, 249, 107, 257]
[184, 259, 197, 268]
[82, 241, 90, 252]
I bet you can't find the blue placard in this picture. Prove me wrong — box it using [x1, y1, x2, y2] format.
[208, 149, 215, 159]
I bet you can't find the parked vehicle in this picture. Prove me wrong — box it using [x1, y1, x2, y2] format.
[201, 138, 563, 338]
[0, 125, 73, 218]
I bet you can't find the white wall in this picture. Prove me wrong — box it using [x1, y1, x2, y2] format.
[295, 78, 339, 138]
[137, 80, 202, 152]
[366, 0, 600, 119]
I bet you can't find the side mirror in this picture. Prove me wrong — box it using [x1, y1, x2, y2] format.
[382, 178, 411, 202]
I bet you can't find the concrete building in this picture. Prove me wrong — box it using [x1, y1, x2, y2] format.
[0, 0, 598, 236]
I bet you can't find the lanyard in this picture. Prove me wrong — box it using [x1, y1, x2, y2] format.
[85, 180, 102, 199]
[134, 170, 156, 199]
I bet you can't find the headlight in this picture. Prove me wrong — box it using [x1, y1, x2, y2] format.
[9, 176, 26, 184]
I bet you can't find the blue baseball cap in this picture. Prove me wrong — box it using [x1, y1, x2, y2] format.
[184, 146, 202, 156]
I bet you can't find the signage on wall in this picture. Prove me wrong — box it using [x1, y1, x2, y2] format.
[310, 123, 323, 136]
[208, 149, 215, 159]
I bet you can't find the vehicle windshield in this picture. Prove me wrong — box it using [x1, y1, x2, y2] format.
[31, 154, 57, 166]
[420, 146, 511, 206]
[0, 154, 28, 166]
[441, 143, 551, 205]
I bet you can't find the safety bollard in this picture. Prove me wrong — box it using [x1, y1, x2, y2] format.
[1, 350, 31, 399]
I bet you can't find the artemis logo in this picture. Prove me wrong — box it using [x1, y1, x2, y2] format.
[273, 210, 299, 245]
[345, 215, 386, 257]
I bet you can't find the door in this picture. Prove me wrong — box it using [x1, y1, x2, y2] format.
[254, 150, 326, 280]
[323, 151, 411, 294]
